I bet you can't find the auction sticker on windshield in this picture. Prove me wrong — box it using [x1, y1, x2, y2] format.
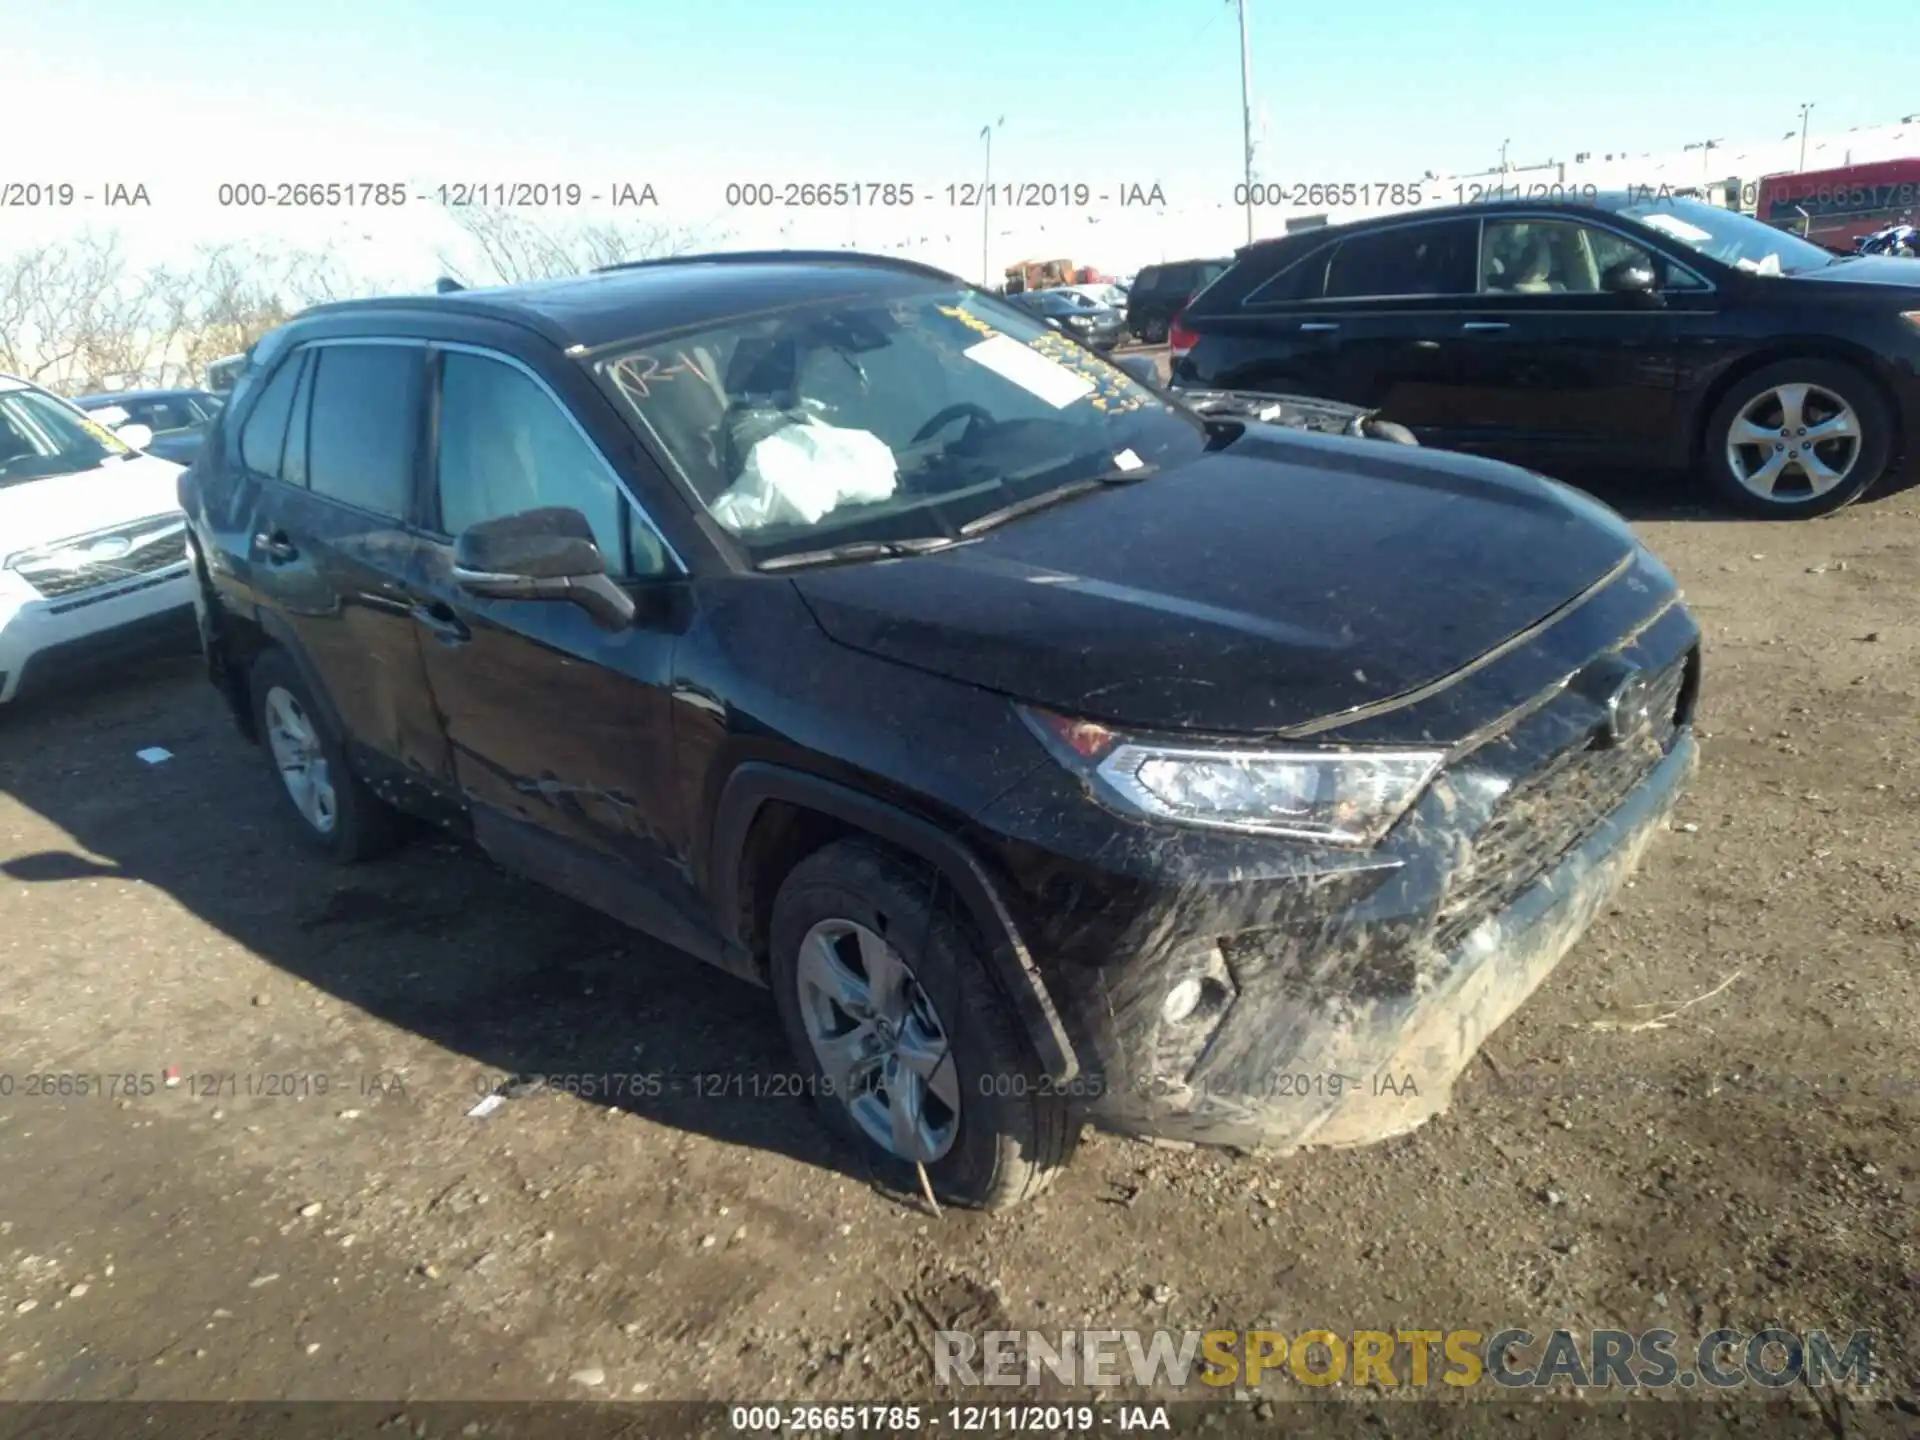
[963, 334, 1097, 409]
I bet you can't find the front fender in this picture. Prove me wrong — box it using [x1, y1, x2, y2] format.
[709, 762, 1081, 1082]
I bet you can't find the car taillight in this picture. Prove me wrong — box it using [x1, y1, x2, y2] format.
[1168, 308, 1200, 352]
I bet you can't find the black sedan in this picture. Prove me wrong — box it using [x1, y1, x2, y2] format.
[1008, 287, 1126, 351]
[1172, 194, 1920, 516]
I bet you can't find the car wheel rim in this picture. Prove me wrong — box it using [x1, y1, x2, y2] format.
[796, 917, 960, 1164]
[1725, 383, 1862, 503]
[263, 685, 336, 835]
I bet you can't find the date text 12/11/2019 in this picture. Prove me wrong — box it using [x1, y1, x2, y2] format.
[721, 181, 1167, 209]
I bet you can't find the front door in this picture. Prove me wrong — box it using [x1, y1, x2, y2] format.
[1439, 216, 1718, 469]
[402, 344, 718, 961]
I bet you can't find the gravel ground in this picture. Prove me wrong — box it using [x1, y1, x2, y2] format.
[0, 468, 1916, 1427]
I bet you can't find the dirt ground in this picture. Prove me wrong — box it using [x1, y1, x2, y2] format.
[1, 461, 1917, 1427]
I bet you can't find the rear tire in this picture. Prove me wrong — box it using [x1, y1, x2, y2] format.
[249, 648, 405, 863]
[1143, 317, 1169, 345]
[768, 839, 1075, 1211]
[1701, 359, 1891, 518]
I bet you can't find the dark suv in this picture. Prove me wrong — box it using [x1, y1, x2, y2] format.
[1125, 257, 1230, 343]
[180, 251, 1700, 1210]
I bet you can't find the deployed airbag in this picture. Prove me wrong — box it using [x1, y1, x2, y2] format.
[709, 417, 900, 532]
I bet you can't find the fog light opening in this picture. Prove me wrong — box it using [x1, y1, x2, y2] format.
[1162, 975, 1231, 1027]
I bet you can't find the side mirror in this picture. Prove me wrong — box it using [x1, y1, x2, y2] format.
[1601, 259, 1659, 295]
[451, 506, 635, 630]
[115, 422, 155, 450]
[1115, 353, 1162, 389]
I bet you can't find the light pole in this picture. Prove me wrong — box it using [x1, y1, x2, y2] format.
[1234, 0, 1254, 245]
[981, 118, 1001, 286]
[1797, 102, 1815, 171]
[1499, 137, 1511, 171]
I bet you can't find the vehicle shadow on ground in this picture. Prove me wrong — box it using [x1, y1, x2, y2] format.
[0, 660, 904, 1200]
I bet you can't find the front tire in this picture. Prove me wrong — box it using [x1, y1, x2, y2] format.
[1701, 359, 1891, 518]
[768, 839, 1075, 1210]
[249, 648, 404, 862]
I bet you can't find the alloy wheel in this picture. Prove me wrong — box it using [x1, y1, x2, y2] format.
[795, 917, 961, 1164]
[262, 685, 337, 835]
[1724, 382, 1862, 503]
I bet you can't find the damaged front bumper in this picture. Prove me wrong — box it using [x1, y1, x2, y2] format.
[1079, 730, 1696, 1150]
[970, 584, 1701, 1153]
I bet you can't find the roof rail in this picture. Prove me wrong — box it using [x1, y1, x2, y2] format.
[592, 248, 963, 284]
[282, 293, 573, 347]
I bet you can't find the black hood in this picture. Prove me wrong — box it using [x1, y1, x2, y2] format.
[1787, 255, 1920, 293]
[790, 427, 1639, 735]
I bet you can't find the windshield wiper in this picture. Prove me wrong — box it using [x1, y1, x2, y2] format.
[757, 535, 961, 572]
[959, 465, 1157, 538]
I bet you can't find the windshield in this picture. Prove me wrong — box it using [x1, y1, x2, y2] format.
[0, 387, 131, 489]
[597, 286, 1203, 561]
[1619, 198, 1837, 275]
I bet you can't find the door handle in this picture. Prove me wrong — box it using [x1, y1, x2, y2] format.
[1460, 321, 1509, 332]
[410, 600, 471, 644]
[1298, 321, 1340, 332]
[253, 531, 298, 563]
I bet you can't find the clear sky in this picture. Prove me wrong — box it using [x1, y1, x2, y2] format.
[6, 0, 1915, 281]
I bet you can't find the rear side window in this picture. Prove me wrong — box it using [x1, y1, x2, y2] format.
[303, 345, 423, 520]
[239, 357, 301, 477]
[1323, 220, 1480, 299]
[1246, 247, 1332, 303]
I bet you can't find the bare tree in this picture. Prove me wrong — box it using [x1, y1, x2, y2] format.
[433, 206, 724, 287]
[0, 233, 378, 393]
[0, 235, 165, 391]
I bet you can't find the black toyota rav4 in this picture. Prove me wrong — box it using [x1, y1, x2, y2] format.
[180, 251, 1700, 1210]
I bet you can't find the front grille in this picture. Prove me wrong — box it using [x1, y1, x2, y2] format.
[1431, 653, 1691, 952]
[14, 517, 188, 600]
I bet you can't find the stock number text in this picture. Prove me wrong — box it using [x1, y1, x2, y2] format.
[218, 182, 408, 207]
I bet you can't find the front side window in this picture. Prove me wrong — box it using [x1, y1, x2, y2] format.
[1323, 220, 1479, 299]
[1481, 220, 1659, 293]
[0, 388, 132, 489]
[598, 286, 1202, 562]
[304, 345, 422, 520]
[436, 352, 644, 572]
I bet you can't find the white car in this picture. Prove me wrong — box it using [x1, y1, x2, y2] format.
[0, 372, 194, 705]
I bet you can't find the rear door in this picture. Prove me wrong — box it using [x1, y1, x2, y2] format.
[235, 339, 448, 793]
[1184, 220, 1479, 417]
[1439, 214, 1718, 467]
[1309, 218, 1482, 425]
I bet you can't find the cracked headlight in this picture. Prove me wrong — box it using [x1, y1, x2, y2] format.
[1021, 705, 1443, 846]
